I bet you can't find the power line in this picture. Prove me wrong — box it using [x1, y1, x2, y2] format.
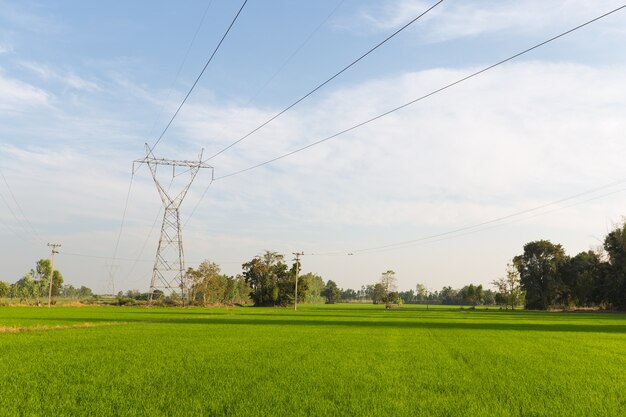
[205, 0, 444, 161]
[58, 250, 241, 265]
[306, 179, 626, 257]
[150, 0, 249, 152]
[0, 168, 44, 244]
[242, 0, 346, 108]
[183, 0, 346, 220]
[144, 0, 216, 143]
[214, 4, 626, 181]
[110, 172, 135, 268]
[60, 179, 626, 262]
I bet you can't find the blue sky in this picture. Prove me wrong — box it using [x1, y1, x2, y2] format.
[2, 0, 626, 293]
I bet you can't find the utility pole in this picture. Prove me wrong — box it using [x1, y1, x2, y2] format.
[292, 252, 304, 311]
[47, 243, 61, 307]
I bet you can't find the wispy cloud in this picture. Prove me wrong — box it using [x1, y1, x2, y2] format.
[19, 61, 101, 92]
[352, 0, 626, 41]
[0, 70, 50, 110]
[0, 42, 13, 54]
[174, 61, 626, 235]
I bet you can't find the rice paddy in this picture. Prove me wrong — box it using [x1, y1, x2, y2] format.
[1, 304, 625, 416]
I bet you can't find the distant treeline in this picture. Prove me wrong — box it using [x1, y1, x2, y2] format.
[5, 220, 625, 311]
[0, 258, 93, 304]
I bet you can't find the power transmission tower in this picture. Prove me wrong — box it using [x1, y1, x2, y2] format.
[47, 243, 61, 307]
[134, 144, 213, 303]
[103, 262, 119, 296]
[292, 252, 304, 311]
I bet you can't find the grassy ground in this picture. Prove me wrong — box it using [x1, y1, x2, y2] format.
[1, 304, 625, 416]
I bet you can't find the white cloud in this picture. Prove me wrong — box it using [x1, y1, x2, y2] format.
[166, 60, 626, 288]
[353, 0, 626, 42]
[19, 61, 101, 92]
[3, 55, 626, 291]
[0, 42, 13, 54]
[0, 70, 50, 110]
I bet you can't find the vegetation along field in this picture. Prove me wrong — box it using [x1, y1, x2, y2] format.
[1, 304, 625, 417]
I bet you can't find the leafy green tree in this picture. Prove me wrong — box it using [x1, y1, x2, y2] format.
[561, 250, 603, 307]
[341, 288, 357, 302]
[514, 240, 568, 310]
[370, 283, 386, 304]
[439, 286, 460, 305]
[415, 283, 428, 302]
[399, 289, 414, 304]
[187, 261, 223, 305]
[14, 273, 36, 302]
[77, 286, 93, 298]
[301, 273, 324, 303]
[601, 222, 626, 308]
[235, 275, 252, 304]
[242, 251, 291, 306]
[482, 289, 496, 306]
[321, 280, 341, 304]
[0, 281, 9, 298]
[385, 291, 402, 307]
[459, 284, 484, 306]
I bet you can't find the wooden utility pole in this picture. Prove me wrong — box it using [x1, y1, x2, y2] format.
[292, 252, 304, 311]
[47, 243, 61, 307]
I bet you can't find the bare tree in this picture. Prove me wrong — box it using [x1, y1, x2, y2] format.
[492, 262, 524, 310]
[380, 270, 397, 294]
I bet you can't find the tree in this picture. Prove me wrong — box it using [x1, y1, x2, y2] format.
[369, 283, 386, 304]
[561, 250, 603, 307]
[415, 283, 428, 303]
[14, 273, 36, 302]
[77, 286, 93, 298]
[492, 262, 524, 310]
[514, 240, 568, 310]
[301, 273, 324, 303]
[380, 270, 397, 294]
[235, 275, 252, 304]
[483, 289, 496, 306]
[242, 251, 291, 306]
[379, 270, 399, 308]
[321, 280, 341, 304]
[603, 222, 626, 309]
[440, 286, 460, 305]
[341, 288, 357, 302]
[0, 281, 9, 298]
[459, 284, 484, 306]
[399, 289, 415, 304]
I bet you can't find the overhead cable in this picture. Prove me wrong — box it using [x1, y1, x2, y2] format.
[150, 0, 249, 152]
[205, 0, 445, 161]
[144, 0, 215, 147]
[310, 177, 626, 256]
[0, 168, 44, 244]
[214, 4, 626, 181]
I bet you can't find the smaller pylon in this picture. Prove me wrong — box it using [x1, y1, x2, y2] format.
[104, 262, 119, 295]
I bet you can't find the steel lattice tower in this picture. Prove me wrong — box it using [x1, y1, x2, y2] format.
[134, 144, 213, 302]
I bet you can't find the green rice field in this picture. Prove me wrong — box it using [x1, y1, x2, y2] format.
[1, 304, 625, 416]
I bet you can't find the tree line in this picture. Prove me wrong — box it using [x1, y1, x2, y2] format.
[512, 220, 626, 310]
[0, 258, 93, 304]
[8, 217, 626, 312]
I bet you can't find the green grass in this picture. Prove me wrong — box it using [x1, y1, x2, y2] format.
[1, 304, 625, 416]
